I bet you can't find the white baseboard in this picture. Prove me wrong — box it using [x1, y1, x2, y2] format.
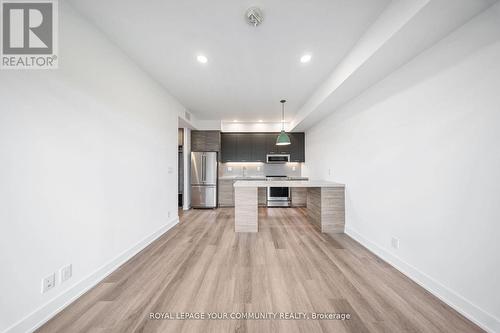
[345, 226, 500, 333]
[4, 217, 179, 333]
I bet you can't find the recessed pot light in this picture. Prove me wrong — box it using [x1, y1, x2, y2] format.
[197, 55, 208, 64]
[300, 54, 312, 63]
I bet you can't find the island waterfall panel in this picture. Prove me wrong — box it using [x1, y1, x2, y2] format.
[307, 187, 345, 233]
[233, 180, 345, 233]
[234, 187, 258, 232]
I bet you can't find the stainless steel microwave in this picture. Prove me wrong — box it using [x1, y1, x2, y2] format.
[266, 154, 290, 163]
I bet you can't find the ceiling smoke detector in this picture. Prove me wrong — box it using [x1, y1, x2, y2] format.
[246, 7, 263, 27]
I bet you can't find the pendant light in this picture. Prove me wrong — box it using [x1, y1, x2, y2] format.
[276, 99, 291, 146]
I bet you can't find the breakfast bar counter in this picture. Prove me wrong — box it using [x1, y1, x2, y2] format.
[233, 180, 345, 233]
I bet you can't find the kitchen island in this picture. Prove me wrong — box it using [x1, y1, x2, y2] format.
[233, 180, 345, 233]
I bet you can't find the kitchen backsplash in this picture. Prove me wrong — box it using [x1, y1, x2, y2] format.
[219, 162, 302, 178]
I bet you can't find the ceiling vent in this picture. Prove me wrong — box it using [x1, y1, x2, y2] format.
[246, 7, 263, 27]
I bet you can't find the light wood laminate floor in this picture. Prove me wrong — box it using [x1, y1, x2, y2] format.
[37, 208, 483, 333]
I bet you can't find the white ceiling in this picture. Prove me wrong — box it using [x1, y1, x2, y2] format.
[291, 0, 498, 130]
[67, 0, 390, 122]
[68, 0, 497, 128]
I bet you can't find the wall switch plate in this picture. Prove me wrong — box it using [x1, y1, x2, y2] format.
[42, 273, 56, 293]
[167, 166, 173, 174]
[227, 167, 232, 171]
[391, 237, 400, 249]
[328, 168, 332, 176]
[168, 211, 171, 218]
[60, 265, 72, 283]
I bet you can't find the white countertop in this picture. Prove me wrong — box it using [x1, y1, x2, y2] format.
[233, 180, 345, 188]
[219, 176, 309, 180]
[219, 176, 266, 180]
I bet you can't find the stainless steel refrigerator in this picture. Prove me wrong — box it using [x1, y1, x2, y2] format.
[191, 152, 217, 208]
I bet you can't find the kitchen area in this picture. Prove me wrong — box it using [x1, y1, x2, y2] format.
[219, 131, 308, 209]
[189, 129, 345, 233]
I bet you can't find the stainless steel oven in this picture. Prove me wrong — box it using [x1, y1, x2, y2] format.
[266, 154, 290, 164]
[266, 176, 290, 207]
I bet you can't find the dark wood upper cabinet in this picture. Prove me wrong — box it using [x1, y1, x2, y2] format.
[220, 133, 237, 162]
[220, 132, 305, 162]
[266, 134, 278, 154]
[251, 133, 267, 162]
[237, 134, 252, 162]
[289, 133, 305, 162]
[265, 133, 294, 155]
[191, 131, 221, 152]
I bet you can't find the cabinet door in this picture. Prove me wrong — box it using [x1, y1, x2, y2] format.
[266, 132, 293, 155]
[221, 133, 238, 162]
[290, 133, 305, 162]
[191, 131, 220, 152]
[251, 134, 267, 162]
[236, 134, 252, 162]
[218, 179, 234, 207]
[191, 131, 206, 152]
[276, 132, 292, 155]
[205, 131, 221, 151]
[266, 133, 279, 154]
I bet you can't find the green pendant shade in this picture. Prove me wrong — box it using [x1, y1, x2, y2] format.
[276, 99, 291, 146]
[276, 130, 291, 145]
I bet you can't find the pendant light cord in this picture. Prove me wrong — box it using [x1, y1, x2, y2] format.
[280, 99, 286, 131]
[281, 103, 284, 131]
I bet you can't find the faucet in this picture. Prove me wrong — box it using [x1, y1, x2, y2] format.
[242, 166, 247, 177]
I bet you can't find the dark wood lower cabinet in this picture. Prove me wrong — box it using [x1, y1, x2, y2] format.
[218, 180, 267, 207]
[218, 179, 234, 207]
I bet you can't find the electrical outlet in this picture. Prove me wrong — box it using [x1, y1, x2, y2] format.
[41, 273, 56, 293]
[227, 167, 232, 172]
[257, 166, 261, 171]
[292, 166, 296, 171]
[391, 237, 400, 249]
[60, 265, 72, 283]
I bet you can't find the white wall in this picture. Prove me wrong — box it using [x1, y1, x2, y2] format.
[0, 3, 184, 332]
[195, 120, 221, 130]
[305, 5, 500, 332]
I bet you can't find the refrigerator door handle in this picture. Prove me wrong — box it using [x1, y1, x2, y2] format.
[204, 154, 208, 182]
[202, 154, 206, 183]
